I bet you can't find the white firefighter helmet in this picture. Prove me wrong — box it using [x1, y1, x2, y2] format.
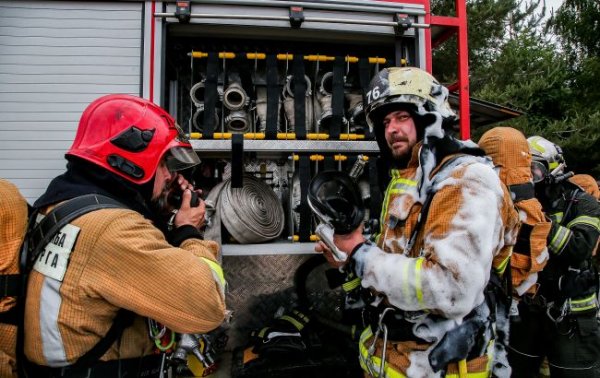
[527, 135, 565, 183]
[364, 67, 456, 132]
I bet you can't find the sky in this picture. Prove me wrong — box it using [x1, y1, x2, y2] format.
[545, 0, 564, 14]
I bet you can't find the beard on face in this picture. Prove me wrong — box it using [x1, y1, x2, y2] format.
[149, 182, 174, 221]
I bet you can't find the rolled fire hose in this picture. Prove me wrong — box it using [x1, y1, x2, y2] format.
[283, 74, 313, 133]
[192, 104, 220, 132]
[224, 109, 250, 133]
[316, 72, 333, 132]
[345, 92, 366, 132]
[190, 81, 206, 106]
[223, 81, 249, 111]
[205, 175, 284, 244]
[255, 86, 281, 133]
[291, 173, 301, 232]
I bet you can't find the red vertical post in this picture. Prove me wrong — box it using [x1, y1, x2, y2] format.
[456, 0, 470, 140]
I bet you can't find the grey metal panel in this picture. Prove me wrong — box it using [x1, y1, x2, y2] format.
[0, 102, 97, 113]
[190, 139, 380, 154]
[0, 55, 140, 66]
[0, 121, 82, 131]
[2, 83, 140, 94]
[0, 45, 140, 57]
[0, 0, 143, 202]
[0, 35, 141, 48]
[0, 140, 72, 150]
[0, 112, 81, 122]
[0, 131, 75, 141]
[165, 2, 421, 37]
[0, 159, 65, 169]
[0, 72, 139, 85]
[1, 169, 66, 179]
[0, 149, 65, 159]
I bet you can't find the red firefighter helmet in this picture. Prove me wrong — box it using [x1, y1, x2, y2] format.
[67, 94, 200, 184]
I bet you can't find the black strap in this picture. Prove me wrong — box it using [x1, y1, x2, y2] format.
[27, 195, 124, 266]
[298, 155, 311, 241]
[368, 158, 381, 227]
[265, 54, 279, 139]
[324, 155, 336, 171]
[17, 195, 134, 373]
[203, 52, 219, 138]
[231, 133, 244, 188]
[330, 56, 345, 139]
[1, 274, 20, 298]
[406, 156, 462, 253]
[509, 182, 535, 202]
[292, 54, 307, 140]
[74, 309, 136, 368]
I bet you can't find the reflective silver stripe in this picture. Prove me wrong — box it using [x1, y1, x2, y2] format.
[567, 215, 600, 232]
[549, 225, 571, 255]
[40, 277, 68, 366]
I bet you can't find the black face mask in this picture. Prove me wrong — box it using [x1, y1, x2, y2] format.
[531, 160, 549, 184]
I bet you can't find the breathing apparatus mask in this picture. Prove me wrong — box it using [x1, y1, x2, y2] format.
[307, 159, 367, 262]
[527, 136, 572, 185]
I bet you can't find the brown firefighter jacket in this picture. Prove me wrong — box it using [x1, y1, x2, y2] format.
[479, 127, 551, 298]
[24, 206, 226, 367]
[0, 179, 29, 378]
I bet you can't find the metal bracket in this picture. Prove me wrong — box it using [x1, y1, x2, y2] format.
[289, 6, 305, 29]
[394, 13, 412, 35]
[175, 0, 191, 24]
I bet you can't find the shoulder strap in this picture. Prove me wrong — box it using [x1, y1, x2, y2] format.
[24, 194, 125, 268]
[406, 155, 463, 253]
[18, 194, 135, 372]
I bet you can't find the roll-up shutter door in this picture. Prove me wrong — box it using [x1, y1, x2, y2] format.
[0, 1, 143, 201]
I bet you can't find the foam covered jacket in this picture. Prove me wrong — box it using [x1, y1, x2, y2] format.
[0, 179, 29, 378]
[352, 133, 519, 376]
[23, 163, 227, 367]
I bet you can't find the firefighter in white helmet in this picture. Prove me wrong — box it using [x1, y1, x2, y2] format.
[507, 136, 600, 377]
[315, 67, 519, 377]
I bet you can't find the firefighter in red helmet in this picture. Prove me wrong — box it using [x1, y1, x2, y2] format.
[22, 95, 227, 377]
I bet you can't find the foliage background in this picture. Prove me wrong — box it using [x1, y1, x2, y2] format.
[431, 0, 600, 176]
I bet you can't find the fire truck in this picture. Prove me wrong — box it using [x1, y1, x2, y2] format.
[0, 0, 520, 376]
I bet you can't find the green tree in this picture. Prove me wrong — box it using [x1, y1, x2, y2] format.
[431, 0, 600, 175]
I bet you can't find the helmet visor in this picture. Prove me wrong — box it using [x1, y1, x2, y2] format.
[165, 146, 201, 172]
[531, 160, 548, 183]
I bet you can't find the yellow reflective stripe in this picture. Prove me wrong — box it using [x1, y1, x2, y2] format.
[529, 136, 546, 154]
[342, 277, 361, 292]
[567, 215, 600, 231]
[415, 257, 425, 306]
[549, 225, 571, 255]
[258, 327, 268, 338]
[549, 161, 559, 170]
[358, 327, 406, 378]
[200, 257, 226, 290]
[494, 252, 511, 275]
[569, 293, 598, 312]
[392, 178, 417, 187]
[458, 359, 468, 378]
[446, 370, 490, 378]
[292, 309, 310, 323]
[551, 212, 563, 224]
[280, 315, 305, 330]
